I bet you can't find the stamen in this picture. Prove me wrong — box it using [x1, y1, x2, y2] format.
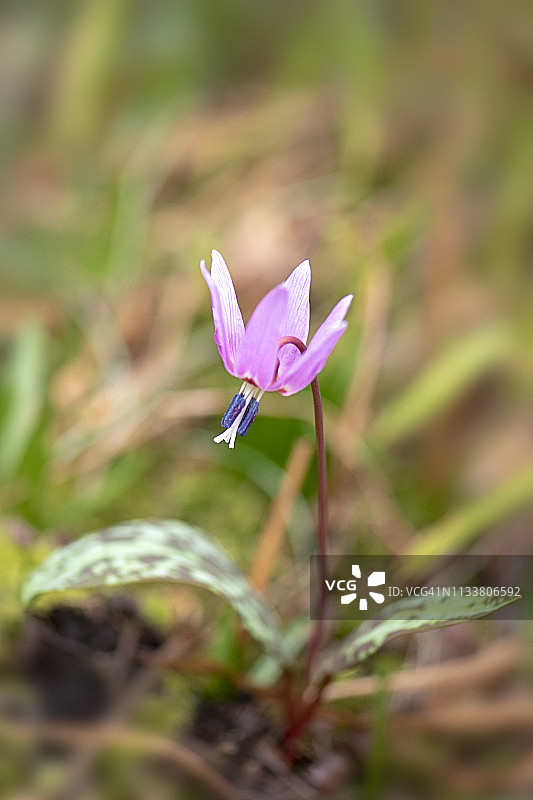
[221, 393, 245, 428]
[214, 382, 261, 448]
[237, 398, 259, 437]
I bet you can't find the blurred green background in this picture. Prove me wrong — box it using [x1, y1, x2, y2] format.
[1, 1, 532, 797]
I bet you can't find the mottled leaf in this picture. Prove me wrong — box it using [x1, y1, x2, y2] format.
[22, 519, 289, 664]
[316, 590, 519, 680]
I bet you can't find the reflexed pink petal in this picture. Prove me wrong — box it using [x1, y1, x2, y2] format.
[200, 250, 244, 372]
[210, 250, 245, 353]
[234, 285, 288, 390]
[278, 259, 311, 374]
[273, 294, 353, 395]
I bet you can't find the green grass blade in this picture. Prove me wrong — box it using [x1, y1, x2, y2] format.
[0, 322, 46, 483]
[371, 325, 509, 447]
[408, 465, 533, 560]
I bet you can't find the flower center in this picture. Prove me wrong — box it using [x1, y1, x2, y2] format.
[214, 381, 264, 448]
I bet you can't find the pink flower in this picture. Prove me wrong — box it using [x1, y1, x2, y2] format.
[201, 250, 352, 447]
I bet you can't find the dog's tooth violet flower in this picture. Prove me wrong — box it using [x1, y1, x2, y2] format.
[201, 250, 353, 448]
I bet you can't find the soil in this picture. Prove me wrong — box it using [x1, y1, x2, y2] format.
[18, 597, 163, 722]
[186, 693, 353, 799]
[16, 602, 353, 798]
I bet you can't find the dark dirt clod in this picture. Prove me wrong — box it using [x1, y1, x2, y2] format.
[186, 693, 353, 799]
[18, 598, 163, 722]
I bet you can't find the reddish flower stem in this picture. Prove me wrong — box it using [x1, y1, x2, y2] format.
[278, 336, 328, 682]
[307, 377, 329, 677]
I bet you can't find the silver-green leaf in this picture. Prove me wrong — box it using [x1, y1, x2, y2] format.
[316, 591, 519, 681]
[22, 519, 289, 664]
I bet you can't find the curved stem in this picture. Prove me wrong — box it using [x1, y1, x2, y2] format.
[307, 376, 328, 677]
[278, 336, 329, 681]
